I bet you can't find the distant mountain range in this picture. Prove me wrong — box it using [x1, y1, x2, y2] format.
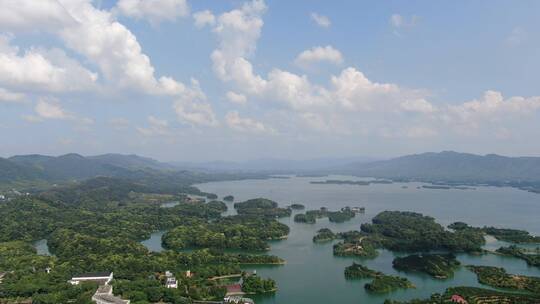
[2, 151, 540, 186]
[343, 151, 540, 183]
[171, 157, 377, 173]
[0, 153, 171, 183]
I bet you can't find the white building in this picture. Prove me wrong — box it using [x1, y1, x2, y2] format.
[69, 272, 113, 285]
[165, 277, 178, 289]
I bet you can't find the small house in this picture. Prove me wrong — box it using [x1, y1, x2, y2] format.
[164, 271, 178, 289]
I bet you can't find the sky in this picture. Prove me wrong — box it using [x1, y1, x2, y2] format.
[1, 0, 540, 161]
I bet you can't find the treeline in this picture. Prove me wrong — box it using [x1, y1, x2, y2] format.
[162, 216, 289, 251]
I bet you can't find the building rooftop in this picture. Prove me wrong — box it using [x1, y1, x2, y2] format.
[73, 272, 112, 278]
[93, 294, 130, 304]
[95, 284, 113, 295]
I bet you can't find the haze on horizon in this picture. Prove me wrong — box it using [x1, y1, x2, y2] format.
[1, 0, 540, 162]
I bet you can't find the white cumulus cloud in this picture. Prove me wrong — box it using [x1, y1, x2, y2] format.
[225, 111, 274, 134]
[193, 10, 216, 28]
[295, 45, 343, 69]
[226, 91, 247, 104]
[115, 0, 190, 24]
[0, 35, 98, 93]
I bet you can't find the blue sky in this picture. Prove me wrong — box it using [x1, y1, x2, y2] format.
[1, 0, 540, 161]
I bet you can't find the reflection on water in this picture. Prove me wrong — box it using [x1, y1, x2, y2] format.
[141, 231, 166, 252]
[195, 175, 540, 304]
[161, 201, 180, 208]
[33, 239, 51, 256]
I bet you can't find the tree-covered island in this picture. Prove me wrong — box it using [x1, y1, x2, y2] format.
[467, 265, 540, 294]
[343, 262, 415, 293]
[234, 198, 292, 218]
[449, 221, 540, 244]
[294, 206, 357, 224]
[392, 254, 461, 279]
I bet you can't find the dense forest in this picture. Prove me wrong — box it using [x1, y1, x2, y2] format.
[0, 176, 285, 303]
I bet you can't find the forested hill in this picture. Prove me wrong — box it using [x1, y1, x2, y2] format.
[344, 151, 540, 183]
[0, 153, 173, 183]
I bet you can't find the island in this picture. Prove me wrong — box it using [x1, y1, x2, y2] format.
[327, 207, 355, 223]
[467, 265, 540, 294]
[295, 206, 358, 224]
[392, 253, 460, 279]
[310, 179, 370, 185]
[344, 262, 382, 279]
[364, 275, 415, 293]
[234, 198, 292, 217]
[223, 195, 234, 202]
[289, 203, 305, 210]
[343, 262, 414, 293]
[294, 213, 316, 224]
[360, 211, 486, 252]
[496, 245, 540, 267]
[333, 240, 378, 258]
[312, 228, 336, 243]
[449, 221, 540, 244]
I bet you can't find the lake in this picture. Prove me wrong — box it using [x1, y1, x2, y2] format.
[191, 175, 540, 304]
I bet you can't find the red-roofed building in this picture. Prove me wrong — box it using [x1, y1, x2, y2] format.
[451, 295, 467, 304]
[224, 284, 243, 295]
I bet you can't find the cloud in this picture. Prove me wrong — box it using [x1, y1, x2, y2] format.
[225, 111, 274, 134]
[137, 115, 170, 136]
[0, 1, 205, 100]
[226, 91, 247, 104]
[207, 1, 427, 116]
[310, 12, 331, 28]
[446, 90, 540, 123]
[506, 27, 527, 46]
[34, 98, 70, 119]
[390, 14, 418, 29]
[294, 45, 343, 69]
[0, 0, 216, 130]
[0, 0, 75, 32]
[109, 117, 131, 130]
[0, 35, 98, 93]
[23, 98, 94, 126]
[209, 0, 268, 95]
[400, 98, 436, 113]
[173, 99, 218, 127]
[330, 67, 409, 112]
[193, 10, 215, 28]
[390, 14, 418, 36]
[115, 0, 190, 24]
[0, 87, 25, 103]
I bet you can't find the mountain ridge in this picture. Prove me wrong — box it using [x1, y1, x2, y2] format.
[344, 151, 540, 182]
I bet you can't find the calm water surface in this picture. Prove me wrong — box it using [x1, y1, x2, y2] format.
[191, 175, 540, 304]
[33, 239, 51, 256]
